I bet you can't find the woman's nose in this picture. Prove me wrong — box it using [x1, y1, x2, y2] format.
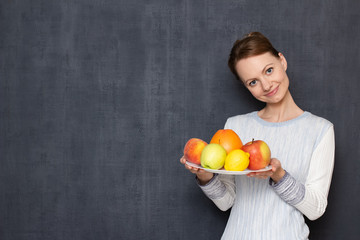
[261, 79, 272, 92]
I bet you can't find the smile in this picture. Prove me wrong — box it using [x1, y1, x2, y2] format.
[265, 86, 279, 97]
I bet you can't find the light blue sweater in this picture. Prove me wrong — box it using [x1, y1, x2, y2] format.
[199, 111, 335, 240]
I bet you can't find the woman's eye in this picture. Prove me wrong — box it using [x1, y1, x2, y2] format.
[249, 80, 257, 86]
[266, 67, 273, 74]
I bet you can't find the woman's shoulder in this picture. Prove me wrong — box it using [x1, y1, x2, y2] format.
[302, 112, 334, 148]
[224, 111, 257, 128]
[226, 111, 257, 122]
[304, 112, 333, 129]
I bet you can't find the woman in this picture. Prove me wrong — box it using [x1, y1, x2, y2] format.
[180, 32, 335, 239]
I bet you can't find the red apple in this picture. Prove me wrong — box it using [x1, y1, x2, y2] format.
[241, 139, 271, 170]
[183, 138, 208, 165]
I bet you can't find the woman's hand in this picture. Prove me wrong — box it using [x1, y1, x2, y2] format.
[180, 156, 214, 185]
[247, 158, 286, 183]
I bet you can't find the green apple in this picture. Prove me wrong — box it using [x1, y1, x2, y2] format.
[200, 143, 227, 170]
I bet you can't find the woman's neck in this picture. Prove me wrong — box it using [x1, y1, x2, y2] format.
[258, 90, 303, 123]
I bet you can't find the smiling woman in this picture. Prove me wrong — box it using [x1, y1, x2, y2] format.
[235, 52, 290, 106]
[180, 32, 335, 239]
[228, 32, 303, 122]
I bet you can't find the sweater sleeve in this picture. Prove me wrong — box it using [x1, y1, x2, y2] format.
[196, 117, 236, 211]
[270, 125, 335, 220]
[198, 174, 236, 211]
[294, 125, 335, 220]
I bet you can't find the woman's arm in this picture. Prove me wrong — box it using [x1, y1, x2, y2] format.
[180, 155, 236, 211]
[270, 125, 335, 220]
[194, 118, 238, 211]
[198, 174, 236, 211]
[294, 125, 335, 220]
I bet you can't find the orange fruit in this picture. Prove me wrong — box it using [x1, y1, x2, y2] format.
[210, 129, 243, 154]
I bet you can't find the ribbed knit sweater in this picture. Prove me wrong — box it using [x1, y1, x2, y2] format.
[199, 111, 335, 240]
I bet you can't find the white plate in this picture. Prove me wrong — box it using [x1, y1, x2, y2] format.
[185, 161, 272, 175]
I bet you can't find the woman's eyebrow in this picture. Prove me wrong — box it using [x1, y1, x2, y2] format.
[262, 63, 274, 73]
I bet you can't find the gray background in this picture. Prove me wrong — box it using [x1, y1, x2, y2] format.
[1, 0, 360, 239]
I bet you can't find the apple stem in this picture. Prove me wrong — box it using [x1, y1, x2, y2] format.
[252, 138, 254, 144]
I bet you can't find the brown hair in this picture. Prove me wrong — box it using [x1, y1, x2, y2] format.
[228, 32, 279, 80]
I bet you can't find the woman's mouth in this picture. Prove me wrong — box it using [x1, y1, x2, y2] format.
[265, 86, 279, 97]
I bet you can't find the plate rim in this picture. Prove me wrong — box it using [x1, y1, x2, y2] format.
[185, 161, 272, 175]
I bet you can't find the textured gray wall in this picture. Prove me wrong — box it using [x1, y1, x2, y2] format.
[1, 0, 359, 239]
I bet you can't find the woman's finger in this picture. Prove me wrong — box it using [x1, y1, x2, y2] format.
[247, 170, 273, 179]
[180, 156, 187, 164]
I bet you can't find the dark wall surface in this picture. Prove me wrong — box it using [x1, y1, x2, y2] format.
[1, 0, 360, 239]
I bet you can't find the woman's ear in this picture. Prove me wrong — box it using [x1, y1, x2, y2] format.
[278, 52, 287, 71]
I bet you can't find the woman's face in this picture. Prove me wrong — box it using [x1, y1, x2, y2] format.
[235, 52, 289, 104]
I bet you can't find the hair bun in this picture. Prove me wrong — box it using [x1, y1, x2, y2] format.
[245, 32, 264, 38]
